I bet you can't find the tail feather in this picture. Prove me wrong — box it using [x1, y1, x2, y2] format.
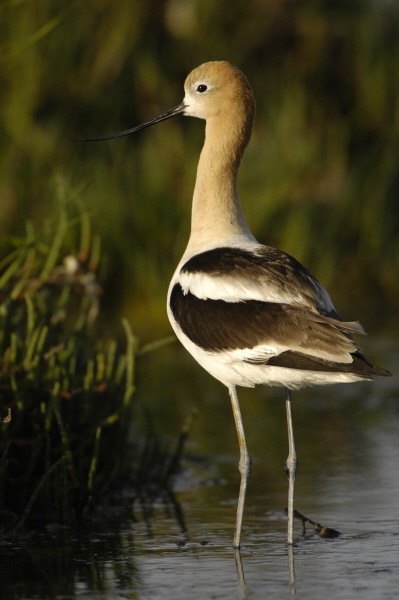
[265, 349, 391, 378]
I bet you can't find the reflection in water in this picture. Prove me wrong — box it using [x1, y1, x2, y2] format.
[235, 538, 297, 597]
[1, 344, 397, 599]
[135, 488, 187, 541]
[234, 546, 297, 598]
[288, 544, 296, 594]
[0, 525, 141, 599]
[234, 529, 297, 597]
[234, 549, 248, 599]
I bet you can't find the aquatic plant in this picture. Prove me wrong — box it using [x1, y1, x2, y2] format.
[0, 208, 183, 529]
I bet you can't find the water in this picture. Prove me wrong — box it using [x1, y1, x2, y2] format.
[1, 344, 397, 599]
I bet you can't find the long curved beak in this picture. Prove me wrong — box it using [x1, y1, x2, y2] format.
[75, 102, 186, 141]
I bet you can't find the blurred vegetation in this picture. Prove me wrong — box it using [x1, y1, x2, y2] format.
[1, 1, 398, 340]
[0, 0, 397, 532]
[0, 206, 185, 528]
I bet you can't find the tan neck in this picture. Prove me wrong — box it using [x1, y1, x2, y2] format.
[186, 116, 255, 254]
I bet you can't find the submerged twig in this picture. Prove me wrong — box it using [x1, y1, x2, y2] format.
[290, 508, 341, 538]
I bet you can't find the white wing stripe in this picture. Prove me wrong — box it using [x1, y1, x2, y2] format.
[178, 270, 309, 304]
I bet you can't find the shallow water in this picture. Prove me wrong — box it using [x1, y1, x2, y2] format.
[1, 343, 398, 599]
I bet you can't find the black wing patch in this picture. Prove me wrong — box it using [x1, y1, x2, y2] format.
[170, 283, 289, 351]
[169, 283, 390, 377]
[261, 350, 389, 377]
[181, 246, 338, 318]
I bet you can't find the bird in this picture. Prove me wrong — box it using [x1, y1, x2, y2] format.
[77, 61, 391, 549]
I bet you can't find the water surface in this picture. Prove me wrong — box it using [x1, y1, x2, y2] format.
[1, 343, 397, 599]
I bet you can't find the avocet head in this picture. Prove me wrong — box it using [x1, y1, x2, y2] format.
[75, 61, 255, 141]
[182, 61, 255, 123]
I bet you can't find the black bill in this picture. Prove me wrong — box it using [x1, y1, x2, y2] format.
[74, 102, 186, 141]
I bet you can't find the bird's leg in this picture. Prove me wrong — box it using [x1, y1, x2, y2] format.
[285, 387, 297, 545]
[228, 385, 251, 549]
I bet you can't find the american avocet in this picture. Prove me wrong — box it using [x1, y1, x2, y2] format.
[78, 61, 391, 548]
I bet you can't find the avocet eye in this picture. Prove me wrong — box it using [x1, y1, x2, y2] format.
[196, 84, 208, 93]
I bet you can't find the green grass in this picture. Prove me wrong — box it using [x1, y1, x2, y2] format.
[0, 207, 184, 529]
[0, 2, 398, 339]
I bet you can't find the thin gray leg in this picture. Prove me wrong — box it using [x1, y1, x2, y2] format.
[285, 387, 297, 545]
[228, 384, 251, 549]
